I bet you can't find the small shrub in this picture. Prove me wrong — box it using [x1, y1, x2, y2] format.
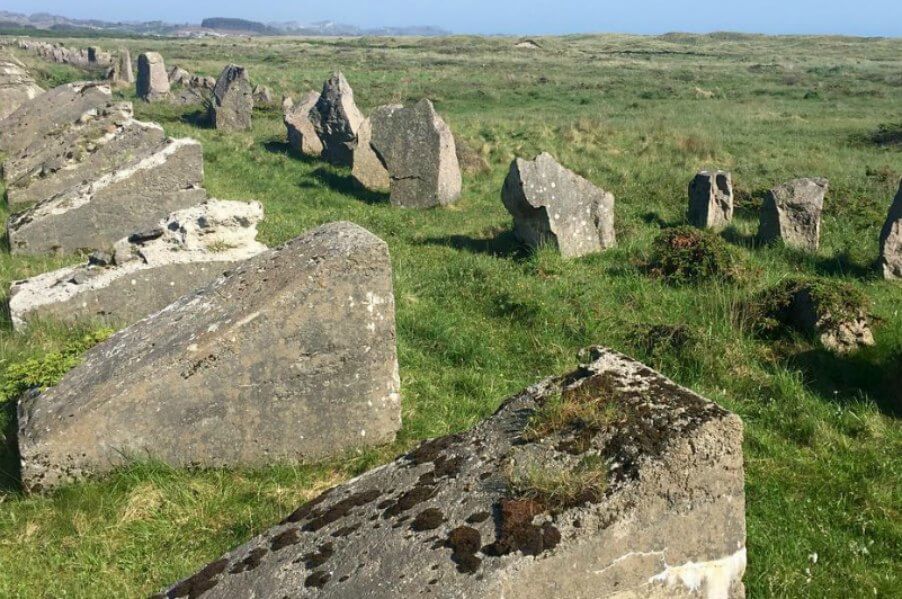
[647, 226, 735, 284]
[0, 329, 113, 404]
[870, 122, 902, 147]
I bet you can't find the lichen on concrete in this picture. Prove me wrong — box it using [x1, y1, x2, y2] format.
[160, 347, 746, 598]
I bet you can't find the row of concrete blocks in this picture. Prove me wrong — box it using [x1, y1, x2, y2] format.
[282, 72, 902, 278]
[689, 170, 902, 279]
[16, 38, 113, 70]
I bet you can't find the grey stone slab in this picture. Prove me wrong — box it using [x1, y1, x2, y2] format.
[757, 177, 828, 252]
[4, 104, 168, 207]
[0, 53, 43, 120]
[0, 81, 112, 157]
[212, 64, 253, 131]
[502, 152, 616, 257]
[8, 137, 206, 255]
[370, 99, 462, 208]
[688, 170, 733, 230]
[159, 348, 745, 599]
[9, 199, 267, 330]
[310, 72, 364, 166]
[879, 180, 902, 281]
[351, 105, 401, 193]
[18, 221, 401, 493]
[284, 91, 323, 157]
[136, 52, 170, 101]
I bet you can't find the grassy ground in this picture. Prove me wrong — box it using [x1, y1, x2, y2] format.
[0, 33, 899, 597]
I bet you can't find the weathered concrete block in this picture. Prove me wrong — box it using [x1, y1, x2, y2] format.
[8, 137, 206, 255]
[212, 64, 253, 131]
[18, 222, 401, 492]
[0, 54, 43, 120]
[310, 72, 364, 166]
[757, 177, 828, 252]
[369, 99, 462, 208]
[502, 152, 616, 257]
[9, 199, 267, 330]
[108, 47, 134, 86]
[4, 103, 168, 207]
[168, 65, 191, 86]
[284, 91, 324, 157]
[136, 52, 170, 101]
[689, 170, 733, 230]
[351, 105, 401, 192]
[879, 180, 902, 281]
[252, 84, 273, 105]
[160, 347, 745, 599]
[0, 81, 112, 157]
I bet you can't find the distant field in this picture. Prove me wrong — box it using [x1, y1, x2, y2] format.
[0, 33, 899, 597]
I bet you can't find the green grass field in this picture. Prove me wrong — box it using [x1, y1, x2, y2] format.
[0, 33, 899, 597]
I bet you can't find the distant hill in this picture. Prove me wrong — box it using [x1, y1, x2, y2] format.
[0, 10, 450, 38]
[201, 17, 278, 35]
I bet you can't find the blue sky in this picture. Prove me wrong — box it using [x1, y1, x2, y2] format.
[3, 0, 900, 36]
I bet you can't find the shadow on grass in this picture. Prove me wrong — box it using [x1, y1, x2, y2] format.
[640, 211, 682, 229]
[310, 168, 389, 205]
[420, 230, 530, 260]
[0, 400, 22, 494]
[721, 225, 759, 249]
[808, 250, 877, 280]
[180, 108, 213, 129]
[789, 348, 901, 418]
[262, 140, 320, 165]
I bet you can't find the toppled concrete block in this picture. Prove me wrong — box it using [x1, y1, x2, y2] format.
[160, 348, 745, 599]
[4, 103, 168, 207]
[502, 152, 616, 257]
[212, 64, 253, 131]
[284, 91, 324, 157]
[310, 72, 364, 166]
[18, 222, 401, 492]
[757, 177, 828, 252]
[879, 180, 902, 281]
[0, 53, 43, 120]
[136, 52, 170, 101]
[689, 170, 734, 230]
[370, 99, 462, 208]
[8, 137, 206, 255]
[0, 81, 112, 157]
[351, 105, 401, 192]
[9, 199, 267, 330]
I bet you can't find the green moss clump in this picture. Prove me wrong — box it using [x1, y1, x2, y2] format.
[749, 277, 871, 336]
[648, 226, 735, 284]
[0, 328, 113, 404]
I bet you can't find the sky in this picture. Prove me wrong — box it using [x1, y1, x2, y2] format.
[2, 0, 900, 36]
